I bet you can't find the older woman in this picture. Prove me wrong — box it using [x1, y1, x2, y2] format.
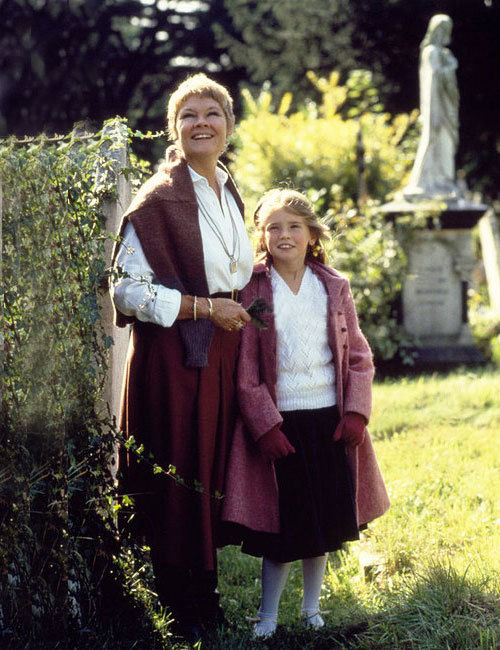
[111, 74, 253, 636]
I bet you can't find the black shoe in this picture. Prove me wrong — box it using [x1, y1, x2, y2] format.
[172, 620, 203, 644]
[198, 605, 227, 634]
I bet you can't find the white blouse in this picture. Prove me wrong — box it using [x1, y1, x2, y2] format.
[111, 165, 253, 327]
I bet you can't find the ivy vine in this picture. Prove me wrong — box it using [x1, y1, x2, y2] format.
[0, 118, 154, 643]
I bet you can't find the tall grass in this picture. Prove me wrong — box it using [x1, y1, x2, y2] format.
[371, 368, 500, 436]
[369, 367, 499, 578]
[106, 367, 500, 648]
[210, 367, 500, 649]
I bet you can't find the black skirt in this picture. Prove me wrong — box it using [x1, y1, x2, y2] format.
[239, 405, 360, 563]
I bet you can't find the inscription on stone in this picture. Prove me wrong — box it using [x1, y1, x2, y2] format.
[403, 239, 462, 339]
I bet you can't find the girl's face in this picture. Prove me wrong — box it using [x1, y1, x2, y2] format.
[262, 208, 316, 268]
[176, 95, 227, 163]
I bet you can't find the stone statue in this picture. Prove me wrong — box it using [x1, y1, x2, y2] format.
[403, 15, 461, 200]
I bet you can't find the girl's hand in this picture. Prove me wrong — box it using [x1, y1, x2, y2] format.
[333, 412, 366, 447]
[210, 298, 251, 332]
[257, 426, 295, 462]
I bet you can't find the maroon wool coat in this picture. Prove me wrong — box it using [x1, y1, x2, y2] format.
[221, 261, 390, 534]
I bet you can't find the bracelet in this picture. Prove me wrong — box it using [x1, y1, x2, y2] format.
[193, 295, 198, 321]
[206, 297, 214, 320]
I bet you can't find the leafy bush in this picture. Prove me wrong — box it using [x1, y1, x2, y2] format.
[231, 71, 417, 209]
[0, 119, 156, 644]
[469, 302, 500, 367]
[327, 206, 414, 362]
[230, 70, 419, 362]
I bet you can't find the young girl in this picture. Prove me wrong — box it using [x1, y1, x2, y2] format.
[221, 189, 390, 637]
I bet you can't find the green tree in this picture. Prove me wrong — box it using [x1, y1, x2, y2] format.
[0, 0, 235, 140]
[214, 0, 358, 101]
[231, 73, 418, 362]
[217, 0, 500, 200]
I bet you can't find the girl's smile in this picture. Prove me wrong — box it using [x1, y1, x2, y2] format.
[263, 209, 316, 270]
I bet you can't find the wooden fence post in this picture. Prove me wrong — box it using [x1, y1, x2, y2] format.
[97, 121, 132, 435]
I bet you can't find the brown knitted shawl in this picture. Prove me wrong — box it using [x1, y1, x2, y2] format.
[111, 145, 245, 366]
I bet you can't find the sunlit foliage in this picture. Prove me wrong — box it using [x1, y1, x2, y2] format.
[231, 71, 419, 361]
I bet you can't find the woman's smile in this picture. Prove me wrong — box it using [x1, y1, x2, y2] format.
[176, 95, 227, 162]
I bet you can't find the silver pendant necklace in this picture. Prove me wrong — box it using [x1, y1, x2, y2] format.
[197, 193, 241, 274]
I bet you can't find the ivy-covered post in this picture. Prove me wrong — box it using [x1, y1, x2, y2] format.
[97, 120, 131, 439]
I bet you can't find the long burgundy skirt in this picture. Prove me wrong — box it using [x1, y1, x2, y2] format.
[119, 321, 240, 571]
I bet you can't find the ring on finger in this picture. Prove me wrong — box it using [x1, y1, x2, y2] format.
[235, 321, 244, 330]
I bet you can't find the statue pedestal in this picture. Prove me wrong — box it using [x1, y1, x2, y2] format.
[382, 200, 487, 365]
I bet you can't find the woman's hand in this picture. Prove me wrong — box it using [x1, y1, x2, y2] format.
[257, 426, 295, 463]
[210, 298, 251, 332]
[333, 412, 366, 447]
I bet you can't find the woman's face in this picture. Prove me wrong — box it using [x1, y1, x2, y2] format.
[431, 19, 451, 46]
[176, 95, 227, 163]
[262, 208, 316, 268]
[441, 21, 452, 46]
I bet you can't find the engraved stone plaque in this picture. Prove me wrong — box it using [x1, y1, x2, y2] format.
[403, 236, 461, 341]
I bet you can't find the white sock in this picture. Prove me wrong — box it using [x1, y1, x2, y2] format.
[258, 557, 292, 622]
[301, 554, 328, 615]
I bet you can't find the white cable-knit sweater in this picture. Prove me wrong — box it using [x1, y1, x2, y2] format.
[271, 266, 337, 412]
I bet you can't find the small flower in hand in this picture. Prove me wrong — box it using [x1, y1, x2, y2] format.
[246, 297, 273, 329]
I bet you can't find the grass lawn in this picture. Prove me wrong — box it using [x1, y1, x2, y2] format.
[124, 367, 500, 649]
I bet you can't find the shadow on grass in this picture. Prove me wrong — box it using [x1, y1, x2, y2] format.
[18, 550, 494, 648]
[203, 564, 499, 650]
[374, 360, 491, 380]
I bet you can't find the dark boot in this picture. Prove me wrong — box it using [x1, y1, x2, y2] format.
[151, 562, 225, 638]
[152, 563, 201, 639]
[190, 569, 226, 631]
